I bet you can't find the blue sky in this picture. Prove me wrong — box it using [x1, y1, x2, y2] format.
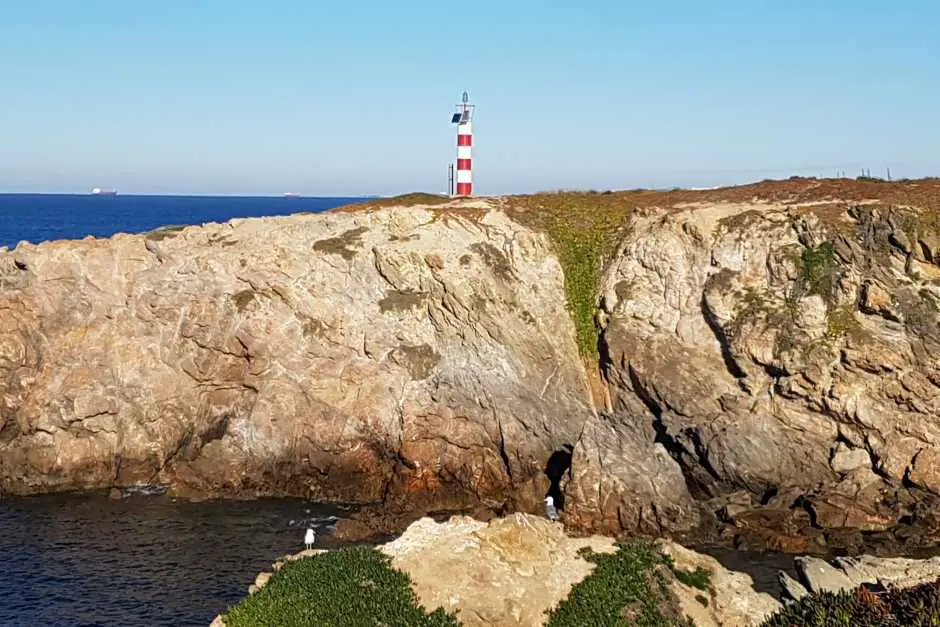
[0, 1, 937, 195]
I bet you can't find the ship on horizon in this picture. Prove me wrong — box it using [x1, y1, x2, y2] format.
[90, 187, 118, 196]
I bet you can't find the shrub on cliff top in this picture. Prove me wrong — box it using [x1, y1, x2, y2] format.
[224, 547, 458, 627]
[546, 541, 692, 626]
[761, 579, 940, 627]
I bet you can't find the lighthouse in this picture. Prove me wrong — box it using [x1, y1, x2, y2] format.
[450, 91, 475, 196]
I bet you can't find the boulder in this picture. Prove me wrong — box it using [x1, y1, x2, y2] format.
[778, 571, 809, 601]
[794, 556, 855, 594]
[833, 554, 940, 588]
[830, 443, 871, 474]
[247, 571, 271, 595]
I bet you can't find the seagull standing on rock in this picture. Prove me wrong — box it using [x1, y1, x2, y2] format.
[304, 528, 316, 550]
[544, 496, 558, 522]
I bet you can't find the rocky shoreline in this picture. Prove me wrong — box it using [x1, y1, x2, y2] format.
[215, 513, 940, 626]
[2, 179, 940, 558]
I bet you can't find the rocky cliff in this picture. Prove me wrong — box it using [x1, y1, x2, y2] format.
[2, 180, 940, 547]
[0, 201, 597, 518]
[564, 182, 940, 551]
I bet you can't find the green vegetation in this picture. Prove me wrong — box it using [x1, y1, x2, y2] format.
[224, 541, 710, 627]
[670, 565, 712, 591]
[761, 580, 940, 627]
[546, 542, 691, 627]
[224, 547, 459, 627]
[826, 304, 861, 338]
[799, 242, 840, 302]
[507, 193, 635, 358]
[145, 224, 186, 241]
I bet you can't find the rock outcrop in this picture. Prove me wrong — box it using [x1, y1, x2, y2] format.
[660, 541, 782, 627]
[379, 514, 616, 626]
[221, 513, 940, 626]
[792, 553, 940, 597]
[225, 513, 781, 627]
[566, 189, 940, 548]
[0, 201, 597, 518]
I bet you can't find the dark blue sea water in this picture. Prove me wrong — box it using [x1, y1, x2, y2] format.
[0, 194, 366, 626]
[0, 193, 365, 249]
[0, 494, 349, 627]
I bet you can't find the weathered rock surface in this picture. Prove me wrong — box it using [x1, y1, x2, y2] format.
[778, 571, 809, 601]
[0, 201, 598, 519]
[219, 513, 940, 626]
[223, 514, 780, 627]
[794, 556, 856, 594]
[576, 194, 940, 546]
[660, 541, 782, 627]
[822, 554, 940, 591]
[380, 514, 615, 626]
[774, 552, 940, 600]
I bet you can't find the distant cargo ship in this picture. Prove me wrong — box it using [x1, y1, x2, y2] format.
[90, 187, 118, 196]
[283, 192, 300, 198]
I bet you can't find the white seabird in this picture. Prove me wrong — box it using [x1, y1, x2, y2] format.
[304, 528, 316, 550]
[545, 496, 558, 521]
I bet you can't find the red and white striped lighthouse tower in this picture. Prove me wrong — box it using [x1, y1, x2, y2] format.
[451, 91, 475, 196]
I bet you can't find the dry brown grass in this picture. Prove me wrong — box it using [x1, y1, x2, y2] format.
[333, 192, 453, 212]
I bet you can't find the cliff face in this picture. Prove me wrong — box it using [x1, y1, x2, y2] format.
[0, 202, 598, 517]
[3, 181, 940, 545]
[565, 191, 940, 547]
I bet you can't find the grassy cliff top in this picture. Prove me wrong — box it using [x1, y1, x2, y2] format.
[339, 177, 940, 215]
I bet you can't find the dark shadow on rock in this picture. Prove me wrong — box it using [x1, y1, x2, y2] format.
[697, 546, 796, 599]
[699, 292, 747, 379]
[545, 444, 574, 510]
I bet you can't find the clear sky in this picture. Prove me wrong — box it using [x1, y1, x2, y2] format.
[1, 1, 937, 196]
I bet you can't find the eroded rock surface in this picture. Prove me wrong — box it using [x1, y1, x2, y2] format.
[661, 540, 781, 627]
[227, 514, 780, 627]
[0, 202, 594, 519]
[380, 514, 615, 626]
[572, 196, 940, 548]
[793, 553, 940, 596]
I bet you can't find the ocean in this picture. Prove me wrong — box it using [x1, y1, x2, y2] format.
[0, 193, 364, 626]
[0, 193, 364, 249]
[0, 494, 348, 626]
